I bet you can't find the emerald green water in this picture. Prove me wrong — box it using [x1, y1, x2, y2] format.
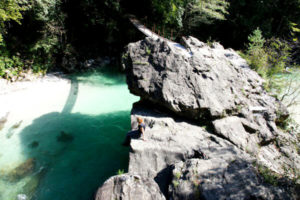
[0, 68, 139, 200]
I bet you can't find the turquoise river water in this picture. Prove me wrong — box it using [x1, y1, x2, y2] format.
[0, 68, 139, 200]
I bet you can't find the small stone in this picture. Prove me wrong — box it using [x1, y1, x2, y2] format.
[28, 141, 39, 148]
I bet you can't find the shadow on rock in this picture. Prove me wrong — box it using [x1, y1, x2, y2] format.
[169, 158, 295, 200]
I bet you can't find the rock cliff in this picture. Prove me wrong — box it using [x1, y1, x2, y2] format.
[96, 37, 300, 200]
[95, 174, 165, 200]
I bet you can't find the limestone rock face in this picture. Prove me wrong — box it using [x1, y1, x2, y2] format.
[129, 103, 243, 180]
[124, 36, 299, 180]
[169, 159, 290, 200]
[129, 103, 296, 200]
[94, 174, 165, 200]
[96, 36, 299, 200]
[124, 37, 297, 179]
[124, 36, 287, 122]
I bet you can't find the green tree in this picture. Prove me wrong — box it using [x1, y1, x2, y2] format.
[248, 28, 265, 52]
[245, 28, 291, 77]
[245, 28, 268, 75]
[143, 0, 229, 40]
[223, 0, 300, 48]
[29, 0, 66, 69]
[184, 0, 229, 28]
[265, 38, 291, 76]
[151, 0, 185, 28]
[290, 22, 300, 64]
[0, 0, 28, 43]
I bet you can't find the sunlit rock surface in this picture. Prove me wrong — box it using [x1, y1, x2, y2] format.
[129, 103, 297, 199]
[117, 37, 300, 199]
[95, 174, 165, 200]
[169, 158, 290, 200]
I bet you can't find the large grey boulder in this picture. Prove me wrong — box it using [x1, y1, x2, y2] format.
[124, 36, 289, 150]
[124, 36, 287, 122]
[120, 36, 300, 199]
[124, 37, 299, 180]
[95, 174, 165, 200]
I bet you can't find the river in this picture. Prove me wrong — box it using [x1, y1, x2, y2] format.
[0, 68, 139, 200]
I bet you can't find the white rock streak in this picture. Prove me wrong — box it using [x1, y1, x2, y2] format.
[129, 18, 192, 58]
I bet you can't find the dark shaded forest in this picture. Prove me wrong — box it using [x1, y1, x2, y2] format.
[0, 0, 300, 78]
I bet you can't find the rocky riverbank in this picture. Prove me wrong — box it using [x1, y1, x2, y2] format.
[95, 37, 300, 200]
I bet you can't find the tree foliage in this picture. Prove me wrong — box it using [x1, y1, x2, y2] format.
[148, 0, 229, 33]
[148, 0, 185, 29]
[223, 0, 300, 47]
[0, 0, 300, 78]
[247, 28, 265, 52]
[0, 0, 29, 43]
[243, 28, 268, 77]
[184, 0, 229, 27]
[245, 28, 293, 78]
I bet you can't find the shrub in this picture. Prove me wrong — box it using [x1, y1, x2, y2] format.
[117, 169, 124, 175]
[0, 55, 25, 79]
[172, 180, 179, 187]
[244, 28, 295, 92]
[174, 172, 181, 179]
[245, 28, 269, 77]
[248, 28, 265, 52]
[146, 46, 151, 55]
[255, 164, 280, 186]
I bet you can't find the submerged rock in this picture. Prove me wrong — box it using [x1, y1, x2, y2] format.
[6, 130, 14, 139]
[12, 120, 23, 129]
[56, 131, 74, 143]
[28, 141, 39, 148]
[0, 114, 22, 139]
[6, 121, 22, 139]
[20, 167, 46, 200]
[95, 174, 165, 200]
[4, 158, 35, 182]
[0, 112, 9, 131]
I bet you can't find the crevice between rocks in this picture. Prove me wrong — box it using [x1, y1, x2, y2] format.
[154, 165, 175, 199]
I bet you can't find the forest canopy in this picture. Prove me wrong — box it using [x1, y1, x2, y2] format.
[0, 0, 300, 78]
